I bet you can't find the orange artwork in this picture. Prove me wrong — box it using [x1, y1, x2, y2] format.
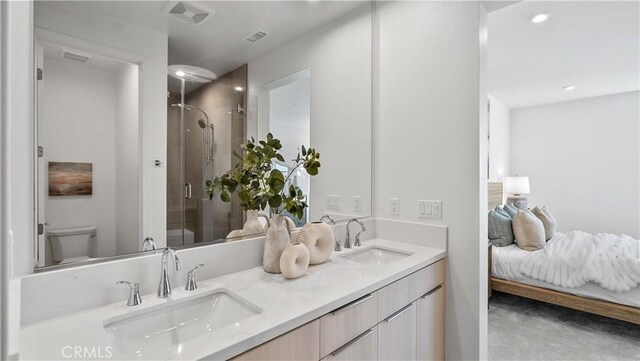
[48, 162, 93, 196]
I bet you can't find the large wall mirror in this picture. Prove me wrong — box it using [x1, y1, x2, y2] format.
[33, 1, 372, 271]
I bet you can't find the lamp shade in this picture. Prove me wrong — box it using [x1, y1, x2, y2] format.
[504, 176, 530, 194]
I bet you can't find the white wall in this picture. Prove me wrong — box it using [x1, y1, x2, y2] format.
[115, 63, 140, 254]
[35, 2, 168, 258]
[248, 4, 372, 222]
[489, 96, 510, 181]
[375, 2, 487, 359]
[42, 59, 117, 259]
[510, 91, 640, 238]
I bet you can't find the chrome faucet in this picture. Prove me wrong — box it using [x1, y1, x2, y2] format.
[157, 248, 181, 298]
[320, 215, 341, 251]
[345, 219, 366, 248]
[185, 264, 205, 291]
[116, 281, 142, 306]
[142, 236, 157, 251]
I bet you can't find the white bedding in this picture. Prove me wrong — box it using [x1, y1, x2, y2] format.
[492, 236, 640, 308]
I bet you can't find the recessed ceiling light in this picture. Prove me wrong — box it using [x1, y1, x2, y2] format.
[563, 85, 576, 91]
[531, 13, 550, 24]
[234, 86, 244, 92]
[175, 70, 186, 77]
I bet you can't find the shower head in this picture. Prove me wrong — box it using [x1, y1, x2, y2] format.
[197, 119, 208, 129]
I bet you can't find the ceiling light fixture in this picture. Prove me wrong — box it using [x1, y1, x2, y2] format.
[234, 86, 244, 92]
[563, 85, 576, 91]
[531, 13, 550, 24]
[175, 70, 186, 77]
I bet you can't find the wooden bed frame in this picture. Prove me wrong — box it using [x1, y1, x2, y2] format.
[491, 277, 640, 325]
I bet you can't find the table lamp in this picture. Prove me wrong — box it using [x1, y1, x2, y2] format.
[504, 176, 530, 210]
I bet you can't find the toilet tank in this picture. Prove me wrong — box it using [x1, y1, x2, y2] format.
[48, 227, 97, 263]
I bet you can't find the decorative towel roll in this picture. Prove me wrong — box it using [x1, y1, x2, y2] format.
[296, 222, 335, 264]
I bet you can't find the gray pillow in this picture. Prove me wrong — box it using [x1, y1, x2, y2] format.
[488, 209, 515, 247]
[512, 210, 546, 251]
[495, 205, 511, 219]
[503, 203, 519, 218]
[532, 206, 557, 241]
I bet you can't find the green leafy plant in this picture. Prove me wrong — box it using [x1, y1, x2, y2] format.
[206, 133, 320, 219]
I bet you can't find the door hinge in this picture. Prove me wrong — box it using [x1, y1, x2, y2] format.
[38, 223, 44, 235]
[37, 68, 43, 81]
[38, 145, 44, 158]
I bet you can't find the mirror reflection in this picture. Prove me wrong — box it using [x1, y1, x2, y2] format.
[33, 1, 372, 270]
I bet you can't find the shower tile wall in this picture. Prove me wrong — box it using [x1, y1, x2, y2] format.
[166, 65, 247, 245]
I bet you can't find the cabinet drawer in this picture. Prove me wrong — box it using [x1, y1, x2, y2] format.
[232, 320, 320, 361]
[377, 259, 445, 321]
[320, 293, 378, 358]
[322, 326, 377, 361]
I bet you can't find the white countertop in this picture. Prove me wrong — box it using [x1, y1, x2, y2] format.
[20, 239, 445, 361]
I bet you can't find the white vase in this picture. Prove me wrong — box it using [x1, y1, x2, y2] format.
[243, 210, 268, 236]
[297, 222, 335, 265]
[263, 214, 291, 273]
[280, 242, 310, 279]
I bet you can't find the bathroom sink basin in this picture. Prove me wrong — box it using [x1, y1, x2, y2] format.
[103, 289, 261, 360]
[341, 246, 412, 267]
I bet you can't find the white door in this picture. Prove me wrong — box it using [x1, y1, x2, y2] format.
[417, 285, 446, 361]
[378, 303, 416, 361]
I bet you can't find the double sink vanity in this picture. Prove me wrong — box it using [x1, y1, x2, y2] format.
[20, 239, 446, 360]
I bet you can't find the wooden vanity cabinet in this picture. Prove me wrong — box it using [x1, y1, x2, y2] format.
[232, 320, 320, 361]
[232, 259, 446, 361]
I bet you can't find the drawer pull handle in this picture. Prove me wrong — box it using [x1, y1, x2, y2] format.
[331, 294, 373, 315]
[331, 328, 374, 356]
[384, 303, 414, 322]
[421, 284, 443, 299]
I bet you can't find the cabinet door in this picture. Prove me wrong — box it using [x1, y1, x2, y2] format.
[378, 303, 416, 361]
[323, 327, 377, 361]
[417, 285, 445, 361]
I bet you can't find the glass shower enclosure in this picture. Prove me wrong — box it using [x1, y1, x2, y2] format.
[166, 65, 247, 246]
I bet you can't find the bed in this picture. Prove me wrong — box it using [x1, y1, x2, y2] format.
[487, 183, 640, 325]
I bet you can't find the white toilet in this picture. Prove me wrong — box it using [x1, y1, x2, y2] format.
[48, 226, 97, 264]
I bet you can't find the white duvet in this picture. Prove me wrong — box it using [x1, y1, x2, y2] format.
[518, 231, 640, 292]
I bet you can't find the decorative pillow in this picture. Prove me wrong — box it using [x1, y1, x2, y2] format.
[512, 210, 546, 251]
[542, 206, 557, 226]
[488, 209, 515, 247]
[531, 206, 557, 241]
[494, 206, 511, 219]
[503, 203, 519, 219]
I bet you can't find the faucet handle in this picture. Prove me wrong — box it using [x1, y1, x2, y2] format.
[185, 264, 205, 291]
[116, 281, 142, 306]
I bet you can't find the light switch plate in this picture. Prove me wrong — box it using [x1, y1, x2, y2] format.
[418, 200, 442, 219]
[326, 195, 342, 211]
[390, 198, 399, 216]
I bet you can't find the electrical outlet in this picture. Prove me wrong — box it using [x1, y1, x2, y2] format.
[418, 200, 442, 219]
[354, 196, 362, 213]
[390, 198, 399, 216]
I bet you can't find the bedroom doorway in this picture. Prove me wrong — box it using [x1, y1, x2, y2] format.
[484, 1, 640, 360]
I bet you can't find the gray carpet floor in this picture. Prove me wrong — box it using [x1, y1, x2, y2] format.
[488, 292, 640, 361]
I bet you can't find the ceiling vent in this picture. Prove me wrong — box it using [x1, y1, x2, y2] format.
[61, 49, 92, 63]
[166, 1, 213, 26]
[246, 30, 269, 43]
